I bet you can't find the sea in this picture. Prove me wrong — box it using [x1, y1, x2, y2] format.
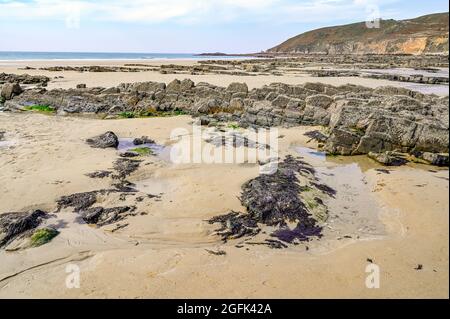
[0, 51, 247, 61]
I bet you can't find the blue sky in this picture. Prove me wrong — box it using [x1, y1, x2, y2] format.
[0, 0, 448, 53]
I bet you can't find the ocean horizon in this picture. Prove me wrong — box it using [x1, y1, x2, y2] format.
[0, 51, 246, 61]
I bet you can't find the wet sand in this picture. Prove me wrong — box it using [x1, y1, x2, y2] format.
[0, 112, 448, 298]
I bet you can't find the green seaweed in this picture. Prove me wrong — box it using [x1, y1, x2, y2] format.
[129, 147, 153, 155]
[24, 104, 55, 113]
[118, 111, 136, 118]
[227, 123, 240, 129]
[30, 228, 59, 247]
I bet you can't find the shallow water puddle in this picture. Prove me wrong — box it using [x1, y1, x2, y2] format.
[399, 83, 449, 95]
[294, 146, 326, 161]
[118, 138, 171, 161]
[294, 146, 386, 242]
[361, 68, 449, 95]
[363, 67, 449, 78]
[317, 163, 385, 239]
[0, 140, 15, 148]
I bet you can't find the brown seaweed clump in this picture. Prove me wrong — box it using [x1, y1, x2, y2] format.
[208, 155, 336, 248]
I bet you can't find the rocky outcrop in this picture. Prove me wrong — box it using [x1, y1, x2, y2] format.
[86, 131, 119, 149]
[0, 73, 49, 86]
[1, 83, 22, 100]
[5, 79, 449, 165]
[368, 151, 408, 166]
[200, 55, 449, 71]
[363, 72, 449, 85]
[38, 65, 151, 73]
[416, 152, 449, 166]
[0, 210, 49, 248]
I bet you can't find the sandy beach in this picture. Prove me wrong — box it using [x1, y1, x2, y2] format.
[0, 110, 448, 298]
[1, 59, 448, 95]
[1, 0, 449, 306]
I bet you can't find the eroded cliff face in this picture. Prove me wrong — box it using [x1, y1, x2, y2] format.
[269, 13, 449, 55]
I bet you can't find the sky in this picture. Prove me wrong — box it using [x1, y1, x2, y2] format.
[0, 0, 448, 53]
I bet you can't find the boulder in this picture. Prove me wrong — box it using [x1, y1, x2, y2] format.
[180, 79, 195, 91]
[271, 95, 291, 108]
[194, 98, 222, 114]
[368, 151, 408, 166]
[1, 83, 22, 100]
[166, 79, 182, 92]
[129, 81, 166, 93]
[86, 131, 119, 149]
[227, 82, 248, 94]
[133, 136, 155, 145]
[325, 128, 361, 155]
[228, 97, 245, 112]
[420, 152, 449, 166]
[0, 210, 48, 248]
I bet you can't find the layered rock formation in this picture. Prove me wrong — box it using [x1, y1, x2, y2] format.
[0, 73, 50, 86]
[269, 12, 449, 55]
[3, 79, 449, 165]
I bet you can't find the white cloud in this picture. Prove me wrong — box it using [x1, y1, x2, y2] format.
[0, 0, 399, 25]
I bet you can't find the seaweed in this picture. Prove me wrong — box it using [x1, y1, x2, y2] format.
[112, 158, 142, 179]
[205, 249, 227, 255]
[0, 210, 48, 248]
[271, 220, 322, 243]
[30, 228, 59, 247]
[24, 104, 55, 113]
[57, 191, 99, 212]
[129, 147, 153, 156]
[81, 206, 137, 226]
[208, 155, 335, 248]
[85, 170, 112, 178]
